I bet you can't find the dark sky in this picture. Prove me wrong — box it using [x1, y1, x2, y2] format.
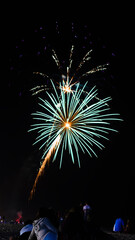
[1, 8, 134, 224]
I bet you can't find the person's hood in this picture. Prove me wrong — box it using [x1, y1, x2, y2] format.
[33, 218, 44, 226]
[20, 224, 33, 235]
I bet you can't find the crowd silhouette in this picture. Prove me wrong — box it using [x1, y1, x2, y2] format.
[7, 203, 135, 240]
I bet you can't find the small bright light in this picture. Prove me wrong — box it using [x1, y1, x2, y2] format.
[63, 85, 72, 93]
[65, 122, 71, 128]
[56, 103, 61, 108]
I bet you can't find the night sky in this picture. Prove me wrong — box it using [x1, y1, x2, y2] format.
[1, 8, 134, 225]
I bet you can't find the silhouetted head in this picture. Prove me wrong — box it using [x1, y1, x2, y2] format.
[24, 219, 33, 226]
[35, 207, 50, 219]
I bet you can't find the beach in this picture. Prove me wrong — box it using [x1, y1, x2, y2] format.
[0, 223, 22, 240]
[0, 223, 135, 240]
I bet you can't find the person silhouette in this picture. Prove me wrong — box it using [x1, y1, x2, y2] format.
[28, 207, 58, 240]
[113, 216, 124, 232]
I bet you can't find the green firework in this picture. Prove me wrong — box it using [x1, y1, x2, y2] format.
[29, 80, 122, 168]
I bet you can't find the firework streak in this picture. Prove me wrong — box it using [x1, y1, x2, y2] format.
[29, 134, 60, 200]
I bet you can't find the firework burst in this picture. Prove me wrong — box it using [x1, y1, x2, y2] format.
[28, 41, 122, 199]
[29, 80, 122, 170]
[30, 46, 108, 96]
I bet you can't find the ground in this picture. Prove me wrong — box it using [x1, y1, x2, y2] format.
[0, 224, 135, 240]
[104, 229, 135, 240]
[0, 223, 22, 240]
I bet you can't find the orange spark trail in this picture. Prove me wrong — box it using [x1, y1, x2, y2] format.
[29, 135, 60, 200]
